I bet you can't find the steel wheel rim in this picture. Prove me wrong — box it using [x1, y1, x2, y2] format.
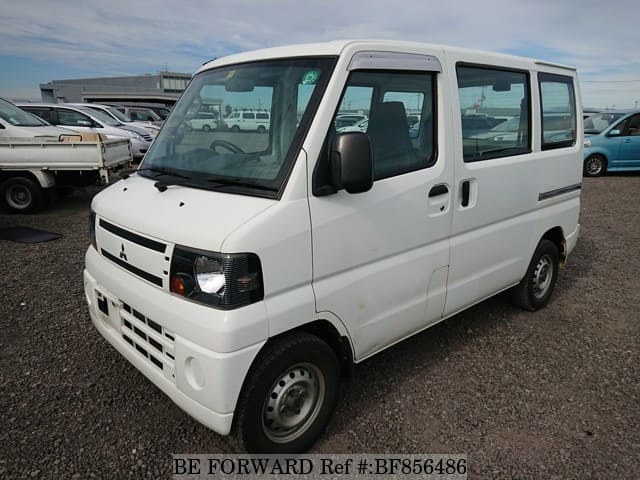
[532, 254, 553, 299]
[586, 157, 602, 175]
[6, 185, 32, 209]
[262, 362, 325, 443]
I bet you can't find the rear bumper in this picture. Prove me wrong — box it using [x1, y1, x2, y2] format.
[83, 247, 266, 435]
[566, 223, 580, 257]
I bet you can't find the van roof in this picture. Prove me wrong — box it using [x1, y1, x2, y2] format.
[198, 39, 576, 74]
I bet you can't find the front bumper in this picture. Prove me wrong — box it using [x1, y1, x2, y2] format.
[83, 247, 266, 435]
[129, 138, 150, 160]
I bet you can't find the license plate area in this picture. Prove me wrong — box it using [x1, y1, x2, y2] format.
[94, 288, 122, 329]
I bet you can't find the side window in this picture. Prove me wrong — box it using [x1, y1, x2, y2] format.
[539, 73, 576, 149]
[331, 70, 436, 180]
[457, 65, 530, 161]
[57, 109, 95, 127]
[242, 112, 255, 120]
[624, 114, 640, 136]
[256, 112, 269, 120]
[27, 108, 55, 124]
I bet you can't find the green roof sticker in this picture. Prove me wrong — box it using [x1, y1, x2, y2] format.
[301, 70, 319, 85]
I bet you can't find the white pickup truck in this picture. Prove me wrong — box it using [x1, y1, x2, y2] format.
[0, 134, 132, 213]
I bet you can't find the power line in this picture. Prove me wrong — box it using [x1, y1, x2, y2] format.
[582, 79, 640, 83]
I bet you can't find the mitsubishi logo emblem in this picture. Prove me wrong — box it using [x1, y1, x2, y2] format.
[119, 243, 128, 262]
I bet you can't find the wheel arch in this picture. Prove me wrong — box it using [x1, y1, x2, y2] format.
[0, 169, 55, 188]
[541, 226, 567, 266]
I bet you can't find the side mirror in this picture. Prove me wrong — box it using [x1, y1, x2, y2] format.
[330, 132, 373, 194]
[608, 129, 621, 136]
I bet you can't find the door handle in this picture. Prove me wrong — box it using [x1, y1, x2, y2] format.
[623, 139, 632, 143]
[461, 180, 470, 207]
[428, 184, 449, 197]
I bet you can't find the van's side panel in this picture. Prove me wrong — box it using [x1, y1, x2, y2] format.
[444, 55, 581, 317]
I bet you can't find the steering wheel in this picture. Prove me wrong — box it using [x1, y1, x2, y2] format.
[209, 139, 245, 154]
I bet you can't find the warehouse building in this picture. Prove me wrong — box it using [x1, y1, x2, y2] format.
[39, 71, 191, 107]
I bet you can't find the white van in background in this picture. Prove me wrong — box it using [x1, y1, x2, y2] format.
[84, 40, 582, 453]
[224, 109, 270, 132]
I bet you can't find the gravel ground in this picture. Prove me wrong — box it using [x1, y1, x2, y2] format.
[1, 175, 639, 479]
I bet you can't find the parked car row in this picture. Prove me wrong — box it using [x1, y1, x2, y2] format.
[17, 103, 156, 161]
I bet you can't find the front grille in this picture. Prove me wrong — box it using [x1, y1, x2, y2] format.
[120, 301, 175, 382]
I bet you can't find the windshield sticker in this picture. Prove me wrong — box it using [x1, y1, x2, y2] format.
[301, 70, 319, 85]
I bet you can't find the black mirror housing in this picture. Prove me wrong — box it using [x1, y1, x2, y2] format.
[330, 132, 373, 194]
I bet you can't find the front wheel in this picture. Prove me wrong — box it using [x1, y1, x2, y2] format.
[584, 154, 606, 177]
[511, 239, 559, 311]
[233, 333, 340, 453]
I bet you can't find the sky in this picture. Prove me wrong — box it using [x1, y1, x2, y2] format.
[1, 0, 639, 109]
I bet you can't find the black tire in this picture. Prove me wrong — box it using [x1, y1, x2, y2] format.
[202, 124, 211, 132]
[257, 125, 267, 133]
[233, 332, 340, 453]
[230, 125, 240, 133]
[0, 176, 43, 214]
[584, 154, 606, 177]
[511, 239, 560, 311]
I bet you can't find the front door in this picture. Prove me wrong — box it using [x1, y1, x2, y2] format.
[617, 113, 640, 168]
[308, 62, 452, 361]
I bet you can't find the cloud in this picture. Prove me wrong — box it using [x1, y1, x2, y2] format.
[1, 0, 638, 106]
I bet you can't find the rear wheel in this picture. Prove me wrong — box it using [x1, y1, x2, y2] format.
[233, 332, 340, 453]
[584, 154, 606, 177]
[257, 125, 267, 133]
[511, 239, 560, 311]
[202, 124, 211, 132]
[0, 176, 43, 213]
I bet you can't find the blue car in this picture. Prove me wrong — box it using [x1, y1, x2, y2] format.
[583, 110, 640, 176]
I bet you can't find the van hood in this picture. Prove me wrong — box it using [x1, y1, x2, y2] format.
[92, 174, 276, 253]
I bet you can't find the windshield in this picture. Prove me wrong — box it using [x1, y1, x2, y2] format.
[0, 99, 48, 126]
[141, 57, 336, 196]
[584, 112, 625, 133]
[77, 107, 121, 126]
[106, 106, 131, 122]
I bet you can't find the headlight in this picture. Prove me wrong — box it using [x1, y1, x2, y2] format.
[583, 139, 591, 147]
[89, 210, 97, 250]
[170, 246, 263, 309]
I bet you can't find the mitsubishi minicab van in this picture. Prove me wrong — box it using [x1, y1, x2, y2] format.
[84, 40, 582, 453]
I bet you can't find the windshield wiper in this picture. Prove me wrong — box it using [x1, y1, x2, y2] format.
[206, 177, 278, 192]
[120, 166, 191, 180]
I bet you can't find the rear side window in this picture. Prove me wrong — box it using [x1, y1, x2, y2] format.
[457, 65, 531, 162]
[242, 112, 255, 119]
[256, 112, 269, 120]
[538, 73, 577, 149]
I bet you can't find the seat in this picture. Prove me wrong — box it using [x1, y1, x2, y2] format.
[366, 101, 416, 178]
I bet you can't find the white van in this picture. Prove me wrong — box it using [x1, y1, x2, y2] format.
[84, 40, 582, 453]
[224, 109, 270, 132]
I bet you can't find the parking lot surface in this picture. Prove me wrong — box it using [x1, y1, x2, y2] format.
[1, 175, 639, 479]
